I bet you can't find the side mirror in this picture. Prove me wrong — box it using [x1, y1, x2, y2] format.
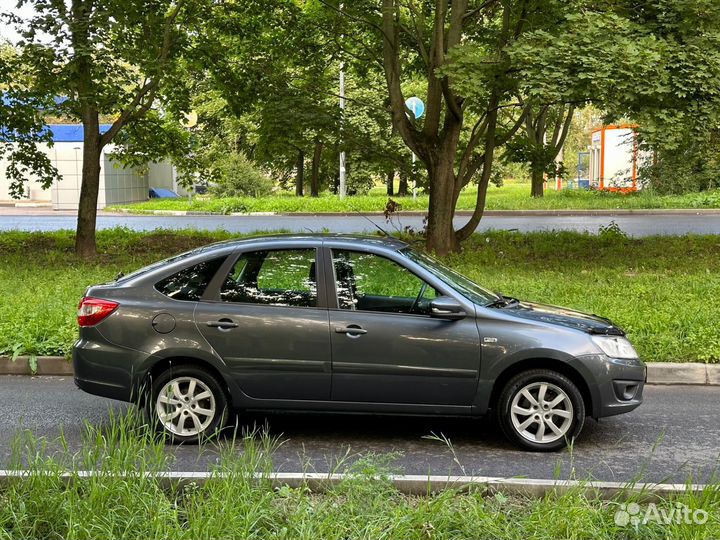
[429, 296, 467, 320]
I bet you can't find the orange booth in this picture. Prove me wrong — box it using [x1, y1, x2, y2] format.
[589, 125, 642, 192]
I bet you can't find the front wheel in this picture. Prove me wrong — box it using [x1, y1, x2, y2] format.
[497, 369, 585, 451]
[149, 365, 229, 444]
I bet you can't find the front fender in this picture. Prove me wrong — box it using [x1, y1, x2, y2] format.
[473, 347, 600, 417]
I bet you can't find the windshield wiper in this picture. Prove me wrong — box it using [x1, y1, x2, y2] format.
[486, 295, 519, 308]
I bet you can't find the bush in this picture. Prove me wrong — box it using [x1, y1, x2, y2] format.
[210, 152, 274, 198]
[344, 159, 377, 195]
[640, 133, 720, 194]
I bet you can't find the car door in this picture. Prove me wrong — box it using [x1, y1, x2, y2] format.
[194, 246, 331, 401]
[326, 247, 481, 406]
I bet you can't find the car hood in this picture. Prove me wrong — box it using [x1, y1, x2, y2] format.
[495, 301, 625, 335]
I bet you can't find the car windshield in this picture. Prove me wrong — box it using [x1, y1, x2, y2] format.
[401, 248, 500, 306]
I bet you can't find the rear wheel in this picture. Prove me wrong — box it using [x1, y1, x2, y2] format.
[497, 369, 585, 451]
[149, 365, 228, 444]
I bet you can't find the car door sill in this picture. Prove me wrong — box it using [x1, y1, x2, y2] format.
[239, 399, 472, 416]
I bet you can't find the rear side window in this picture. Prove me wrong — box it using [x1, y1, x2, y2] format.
[155, 257, 226, 301]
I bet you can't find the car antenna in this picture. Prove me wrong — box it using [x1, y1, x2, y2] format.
[362, 215, 396, 239]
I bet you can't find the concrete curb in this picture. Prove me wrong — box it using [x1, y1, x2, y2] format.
[646, 362, 716, 385]
[0, 356, 73, 376]
[110, 208, 720, 217]
[0, 469, 706, 500]
[2, 357, 719, 385]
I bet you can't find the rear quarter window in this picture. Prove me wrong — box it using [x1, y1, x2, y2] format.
[155, 257, 226, 301]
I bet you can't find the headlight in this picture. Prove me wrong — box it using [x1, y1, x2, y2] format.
[591, 335, 638, 359]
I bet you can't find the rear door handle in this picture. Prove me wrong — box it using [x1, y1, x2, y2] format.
[207, 319, 238, 329]
[335, 326, 367, 335]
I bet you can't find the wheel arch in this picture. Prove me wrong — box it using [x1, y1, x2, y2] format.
[134, 355, 235, 407]
[487, 358, 596, 417]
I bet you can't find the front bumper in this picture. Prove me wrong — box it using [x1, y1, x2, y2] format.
[577, 354, 646, 418]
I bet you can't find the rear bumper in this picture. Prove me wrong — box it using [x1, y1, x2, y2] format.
[72, 332, 148, 403]
[74, 375, 133, 402]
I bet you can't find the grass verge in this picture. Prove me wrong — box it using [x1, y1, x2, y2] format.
[108, 184, 720, 214]
[1, 228, 719, 362]
[3, 411, 720, 539]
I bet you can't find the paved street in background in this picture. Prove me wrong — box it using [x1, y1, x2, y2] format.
[2, 212, 720, 236]
[3, 376, 719, 483]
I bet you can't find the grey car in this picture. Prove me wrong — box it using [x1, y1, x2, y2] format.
[73, 234, 645, 451]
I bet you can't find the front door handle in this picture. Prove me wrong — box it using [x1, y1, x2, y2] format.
[207, 318, 238, 330]
[335, 325, 367, 336]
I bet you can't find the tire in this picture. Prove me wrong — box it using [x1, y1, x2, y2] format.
[148, 365, 229, 444]
[497, 369, 585, 452]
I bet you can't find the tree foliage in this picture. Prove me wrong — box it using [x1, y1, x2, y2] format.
[511, 1, 720, 193]
[0, 43, 60, 197]
[4, 0, 720, 255]
[2, 0, 210, 256]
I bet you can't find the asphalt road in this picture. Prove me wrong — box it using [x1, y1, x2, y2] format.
[3, 376, 719, 483]
[3, 213, 720, 236]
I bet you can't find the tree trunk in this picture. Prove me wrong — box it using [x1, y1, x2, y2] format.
[75, 109, 102, 258]
[295, 150, 304, 197]
[454, 95, 500, 243]
[398, 173, 408, 196]
[425, 160, 460, 256]
[310, 141, 323, 197]
[424, 113, 464, 255]
[386, 170, 394, 195]
[531, 168, 544, 198]
[345, 159, 353, 196]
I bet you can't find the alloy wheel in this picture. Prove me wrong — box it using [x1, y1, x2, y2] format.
[155, 376, 216, 437]
[509, 381, 574, 444]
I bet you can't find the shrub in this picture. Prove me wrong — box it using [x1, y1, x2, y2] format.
[210, 152, 274, 198]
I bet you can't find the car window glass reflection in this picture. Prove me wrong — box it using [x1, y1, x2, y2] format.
[221, 249, 317, 307]
[155, 257, 226, 301]
[332, 250, 437, 314]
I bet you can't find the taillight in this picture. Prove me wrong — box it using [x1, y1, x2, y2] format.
[77, 297, 119, 327]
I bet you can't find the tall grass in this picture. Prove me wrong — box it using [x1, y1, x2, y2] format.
[1, 411, 719, 539]
[1, 228, 720, 362]
[109, 184, 720, 214]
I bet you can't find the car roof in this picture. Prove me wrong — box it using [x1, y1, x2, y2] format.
[110, 234, 411, 288]
[208, 233, 410, 252]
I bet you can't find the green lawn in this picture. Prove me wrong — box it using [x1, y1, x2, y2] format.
[1, 228, 719, 363]
[108, 183, 720, 214]
[4, 413, 719, 540]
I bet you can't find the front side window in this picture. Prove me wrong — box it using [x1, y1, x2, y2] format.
[155, 257, 226, 301]
[220, 249, 317, 307]
[332, 249, 438, 315]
